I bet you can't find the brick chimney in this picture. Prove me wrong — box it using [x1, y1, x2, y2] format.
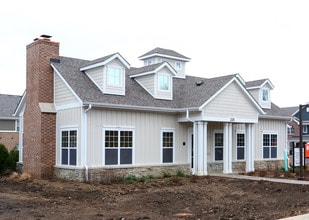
[23, 35, 59, 178]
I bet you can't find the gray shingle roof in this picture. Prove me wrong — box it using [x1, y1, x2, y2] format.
[51, 56, 289, 118]
[0, 94, 22, 118]
[138, 47, 190, 61]
[246, 79, 269, 88]
[52, 56, 235, 109]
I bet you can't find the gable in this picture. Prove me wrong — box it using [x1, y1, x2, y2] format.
[201, 80, 260, 123]
[54, 72, 81, 108]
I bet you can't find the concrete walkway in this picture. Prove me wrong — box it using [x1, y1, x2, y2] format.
[210, 174, 309, 219]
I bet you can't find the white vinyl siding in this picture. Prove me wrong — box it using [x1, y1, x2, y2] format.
[134, 74, 155, 96]
[86, 109, 188, 167]
[202, 81, 259, 121]
[54, 73, 80, 106]
[85, 67, 104, 90]
[56, 108, 82, 166]
[253, 119, 286, 160]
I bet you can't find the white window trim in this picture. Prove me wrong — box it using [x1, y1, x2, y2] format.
[161, 128, 175, 164]
[236, 131, 246, 161]
[102, 127, 135, 166]
[60, 127, 78, 166]
[262, 132, 278, 160]
[213, 130, 223, 161]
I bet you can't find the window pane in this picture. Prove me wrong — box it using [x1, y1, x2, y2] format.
[163, 148, 173, 163]
[120, 149, 132, 164]
[159, 75, 169, 90]
[70, 130, 77, 147]
[237, 133, 245, 146]
[271, 134, 277, 146]
[120, 131, 132, 148]
[62, 149, 68, 165]
[237, 148, 245, 160]
[263, 89, 269, 101]
[105, 130, 118, 147]
[70, 149, 77, 165]
[263, 134, 270, 146]
[163, 132, 173, 147]
[215, 133, 223, 146]
[105, 149, 118, 165]
[263, 147, 270, 158]
[108, 67, 121, 86]
[215, 148, 223, 161]
[62, 131, 68, 147]
[271, 147, 277, 158]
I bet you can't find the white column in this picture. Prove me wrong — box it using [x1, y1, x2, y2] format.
[223, 122, 233, 174]
[203, 122, 208, 175]
[197, 121, 204, 176]
[246, 124, 255, 172]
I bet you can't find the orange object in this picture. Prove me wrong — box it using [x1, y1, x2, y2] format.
[305, 143, 309, 158]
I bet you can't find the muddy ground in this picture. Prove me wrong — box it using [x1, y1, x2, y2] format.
[1, 173, 309, 220]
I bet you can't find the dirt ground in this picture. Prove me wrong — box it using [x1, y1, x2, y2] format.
[1, 172, 309, 220]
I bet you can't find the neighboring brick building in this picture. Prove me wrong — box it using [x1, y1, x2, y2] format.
[22, 37, 59, 178]
[0, 94, 21, 151]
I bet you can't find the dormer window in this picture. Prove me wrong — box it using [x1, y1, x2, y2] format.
[175, 62, 182, 70]
[147, 59, 153, 66]
[262, 89, 269, 101]
[158, 73, 170, 91]
[107, 66, 122, 87]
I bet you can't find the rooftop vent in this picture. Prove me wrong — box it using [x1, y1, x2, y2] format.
[195, 81, 204, 86]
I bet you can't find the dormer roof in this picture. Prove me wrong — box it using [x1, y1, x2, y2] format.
[129, 62, 177, 78]
[246, 78, 274, 90]
[138, 47, 191, 62]
[80, 53, 130, 71]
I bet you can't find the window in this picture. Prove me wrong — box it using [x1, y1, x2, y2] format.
[104, 129, 133, 165]
[162, 130, 174, 163]
[61, 129, 77, 165]
[236, 133, 245, 160]
[147, 59, 153, 66]
[175, 62, 182, 70]
[107, 66, 122, 87]
[263, 133, 277, 159]
[158, 74, 170, 91]
[214, 132, 223, 161]
[303, 125, 308, 134]
[288, 126, 295, 134]
[262, 89, 269, 101]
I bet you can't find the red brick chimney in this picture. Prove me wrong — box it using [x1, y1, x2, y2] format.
[23, 35, 59, 178]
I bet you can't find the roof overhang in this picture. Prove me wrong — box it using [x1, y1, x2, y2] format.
[139, 53, 191, 62]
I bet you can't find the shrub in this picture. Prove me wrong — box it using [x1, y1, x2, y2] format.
[0, 144, 9, 173]
[0, 144, 19, 174]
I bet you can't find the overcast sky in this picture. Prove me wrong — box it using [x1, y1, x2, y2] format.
[1, 0, 308, 107]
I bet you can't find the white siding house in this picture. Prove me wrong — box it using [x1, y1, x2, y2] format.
[17, 37, 291, 182]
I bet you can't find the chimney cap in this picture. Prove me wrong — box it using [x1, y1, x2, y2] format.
[40, 34, 52, 39]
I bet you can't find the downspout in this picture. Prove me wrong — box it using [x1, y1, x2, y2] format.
[84, 104, 92, 182]
[186, 109, 194, 122]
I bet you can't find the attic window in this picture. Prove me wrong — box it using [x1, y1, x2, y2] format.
[262, 89, 269, 101]
[195, 81, 204, 86]
[158, 74, 170, 91]
[107, 66, 122, 87]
